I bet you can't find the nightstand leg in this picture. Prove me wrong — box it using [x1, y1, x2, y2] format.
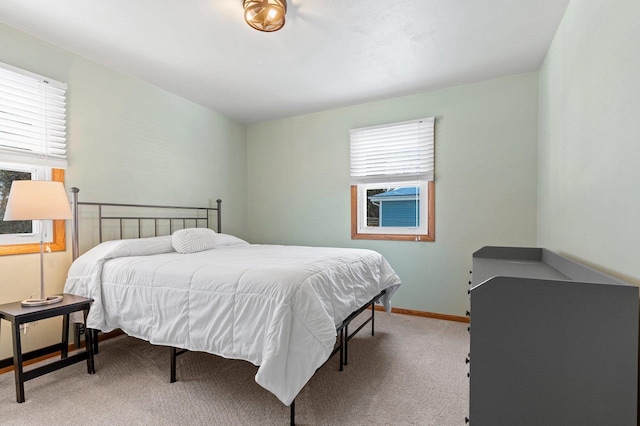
[93, 329, 99, 354]
[61, 313, 70, 358]
[11, 322, 25, 403]
[83, 309, 95, 374]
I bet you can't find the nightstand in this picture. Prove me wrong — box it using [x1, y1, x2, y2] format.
[0, 294, 95, 403]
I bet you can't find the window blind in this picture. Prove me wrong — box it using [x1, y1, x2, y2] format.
[0, 62, 67, 169]
[349, 117, 434, 184]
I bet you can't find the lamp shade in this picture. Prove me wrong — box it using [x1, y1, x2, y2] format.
[3, 180, 72, 221]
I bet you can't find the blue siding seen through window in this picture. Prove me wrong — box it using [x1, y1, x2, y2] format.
[368, 186, 420, 227]
[380, 200, 419, 227]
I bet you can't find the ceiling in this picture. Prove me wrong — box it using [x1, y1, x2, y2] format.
[0, 0, 570, 125]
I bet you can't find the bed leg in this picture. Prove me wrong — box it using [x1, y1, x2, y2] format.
[371, 302, 375, 336]
[290, 399, 295, 426]
[170, 347, 177, 383]
[339, 328, 344, 372]
[344, 323, 349, 366]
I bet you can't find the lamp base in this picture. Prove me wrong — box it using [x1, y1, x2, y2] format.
[21, 295, 63, 307]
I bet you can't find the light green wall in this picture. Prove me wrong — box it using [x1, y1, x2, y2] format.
[0, 23, 248, 358]
[10, 0, 635, 360]
[247, 73, 540, 315]
[538, 0, 640, 285]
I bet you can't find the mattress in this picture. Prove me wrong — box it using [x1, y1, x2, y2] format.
[64, 236, 401, 405]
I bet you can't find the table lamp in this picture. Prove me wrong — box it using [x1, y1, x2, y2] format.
[3, 180, 72, 306]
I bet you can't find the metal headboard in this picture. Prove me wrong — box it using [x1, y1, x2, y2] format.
[70, 187, 222, 260]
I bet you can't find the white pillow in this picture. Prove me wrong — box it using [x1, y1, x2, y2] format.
[213, 233, 250, 247]
[124, 235, 175, 256]
[172, 228, 217, 254]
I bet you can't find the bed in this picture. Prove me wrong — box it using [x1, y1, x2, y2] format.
[63, 188, 401, 424]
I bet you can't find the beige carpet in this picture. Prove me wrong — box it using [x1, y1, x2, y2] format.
[0, 312, 469, 425]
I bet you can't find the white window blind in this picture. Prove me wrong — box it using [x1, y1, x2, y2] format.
[350, 117, 434, 184]
[0, 62, 67, 169]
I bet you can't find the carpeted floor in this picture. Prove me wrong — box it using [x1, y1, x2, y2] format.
[0, 312, 469, 425]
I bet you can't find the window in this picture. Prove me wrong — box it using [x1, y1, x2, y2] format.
[0, 61, 68, 255]
[1, 164, 42, 245]
[350, 117, 435, 241]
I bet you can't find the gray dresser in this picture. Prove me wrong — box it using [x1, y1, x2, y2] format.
[468, 246, 639, 426]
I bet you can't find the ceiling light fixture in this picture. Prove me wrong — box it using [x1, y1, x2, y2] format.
[243, 0, 287, 32]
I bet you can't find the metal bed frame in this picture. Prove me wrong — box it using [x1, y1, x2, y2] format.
[69, 187, 385, 425]
[70, 187, 221, 260]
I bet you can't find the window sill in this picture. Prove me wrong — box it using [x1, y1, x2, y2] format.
[351, 233, 434, 242]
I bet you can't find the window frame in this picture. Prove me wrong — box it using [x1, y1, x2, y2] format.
[349, 117, 435, 242]
[0, 168, 67, 256]
[351, 180, 435, 242]
[356, 181, 427, 234]
[0, 62, 68, 256]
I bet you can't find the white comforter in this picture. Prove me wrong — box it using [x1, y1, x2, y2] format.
[64, 237, 401, 405]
